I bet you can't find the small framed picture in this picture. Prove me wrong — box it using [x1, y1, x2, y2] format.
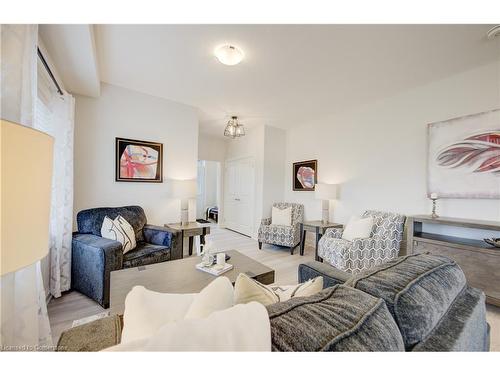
[115, 137, 163, 182]
[293, 159, 317, 191]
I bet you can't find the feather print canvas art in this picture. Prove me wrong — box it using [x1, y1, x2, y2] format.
[428, 109, 500, 198]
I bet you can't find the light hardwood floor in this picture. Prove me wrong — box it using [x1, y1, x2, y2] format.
[48, 225, 500, 350]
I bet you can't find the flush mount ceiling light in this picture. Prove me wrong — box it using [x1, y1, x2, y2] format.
[224, 116, 246, 138]
[215, 45, 244, 66]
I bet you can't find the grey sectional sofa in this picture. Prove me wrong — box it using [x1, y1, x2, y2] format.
[58, 253, 489, 351]
[294, 253, 489, 351]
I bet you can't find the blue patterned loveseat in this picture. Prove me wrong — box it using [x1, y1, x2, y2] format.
[71, 206, 181, 307]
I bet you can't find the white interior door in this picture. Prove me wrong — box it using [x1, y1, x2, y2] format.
[224, 157, 255, 236]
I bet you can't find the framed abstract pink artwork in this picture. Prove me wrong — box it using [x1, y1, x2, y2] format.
[115, 137, 163, 182]
[427, 109, 500, 198]
[293, 159, 317, 191]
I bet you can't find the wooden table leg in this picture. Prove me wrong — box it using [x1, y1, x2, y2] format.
[200, 228, 206, 245]
[179, 234, 184, 259]
[188, 237, 193, 256]
[317, 232, 324, 262]
[315, 227, 320, 261]
[300, 223, 305, 256]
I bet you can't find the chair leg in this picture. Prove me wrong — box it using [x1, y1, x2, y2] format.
[258, 241, 262, 250]
[290, 246, 294, 255]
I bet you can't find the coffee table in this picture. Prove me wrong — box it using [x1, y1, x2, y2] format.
[109, 250, 275, 315]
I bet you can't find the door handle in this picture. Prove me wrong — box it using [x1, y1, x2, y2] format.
[235, 198, 241, 201]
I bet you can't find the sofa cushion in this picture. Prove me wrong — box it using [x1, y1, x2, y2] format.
[345, 253, 467, 350]
[266, 284, 404, 351]
[77, 206, 147, 242]
[123, 242, 170, 268]
[412, 286, 488, 352]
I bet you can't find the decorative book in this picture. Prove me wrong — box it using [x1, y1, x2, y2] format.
[195, 262, 233, 276]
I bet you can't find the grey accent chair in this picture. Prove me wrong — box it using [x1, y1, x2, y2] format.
[258, 202, 304, 254]
[71, 206, 181, 308]
[318, 210, 405, 273]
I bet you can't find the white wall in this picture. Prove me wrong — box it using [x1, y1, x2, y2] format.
[285, 61, 500, 233]
[74, 83, 199, 226]
[198, 133, 227, 162]
[262, 126, 286, 218]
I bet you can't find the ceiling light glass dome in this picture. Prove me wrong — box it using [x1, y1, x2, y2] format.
[215, 45, 244, 66]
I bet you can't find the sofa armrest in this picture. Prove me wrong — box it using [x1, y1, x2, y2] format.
[324, 227, 344, 239]
[71, 233, 123, 307]
[143, 225, 182, 260]
[143, 225, 173, 246]
[298, 261, 351, 288]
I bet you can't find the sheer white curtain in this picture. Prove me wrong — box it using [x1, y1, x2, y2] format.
[0, 24, 53, 350]
[36, 59, 75, 298]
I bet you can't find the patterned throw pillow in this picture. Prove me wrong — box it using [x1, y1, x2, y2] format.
[115, 215, 136, 252]
[100, 215, 136, 253]
[234, 273, 323, 306]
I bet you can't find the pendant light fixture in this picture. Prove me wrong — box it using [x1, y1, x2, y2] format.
[224, 116, 245, 138]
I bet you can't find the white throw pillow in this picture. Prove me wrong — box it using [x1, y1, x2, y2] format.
[184, 276, 234, 319]
[341, 215, 374, 241]
[234, 273, 323, 305]
[271, 206, 292, 226]
[101, 216, 126, 248]
[104, 302, 271, 352]
[121, 277, 234, 344]
[121, 286, 195, 344]
[114, 215, 136, 253]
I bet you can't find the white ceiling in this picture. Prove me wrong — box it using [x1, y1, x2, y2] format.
[92, 25, 498, 137]
[39, 25, 100, 97]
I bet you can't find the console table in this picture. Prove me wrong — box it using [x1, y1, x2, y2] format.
[407, 215, 500, 306]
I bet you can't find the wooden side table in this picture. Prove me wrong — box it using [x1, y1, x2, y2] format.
[300, 221, 343, 261]
[164, 222, 211, 257]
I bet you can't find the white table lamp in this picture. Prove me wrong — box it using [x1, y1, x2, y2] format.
[315, 183, 338, 225]
[171, 179, 197, 226]
[1, 119, 54, 276]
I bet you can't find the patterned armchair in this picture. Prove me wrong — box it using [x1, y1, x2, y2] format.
[318, 210, 406, 273]
[258, 202, 304, 254]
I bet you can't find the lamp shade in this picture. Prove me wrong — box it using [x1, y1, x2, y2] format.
[170, 179, 197, 199]
[1, 119, 54, 276]
[315, 183, 338, 200]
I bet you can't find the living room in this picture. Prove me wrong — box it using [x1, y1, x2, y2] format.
[1, 0, 500, 370]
